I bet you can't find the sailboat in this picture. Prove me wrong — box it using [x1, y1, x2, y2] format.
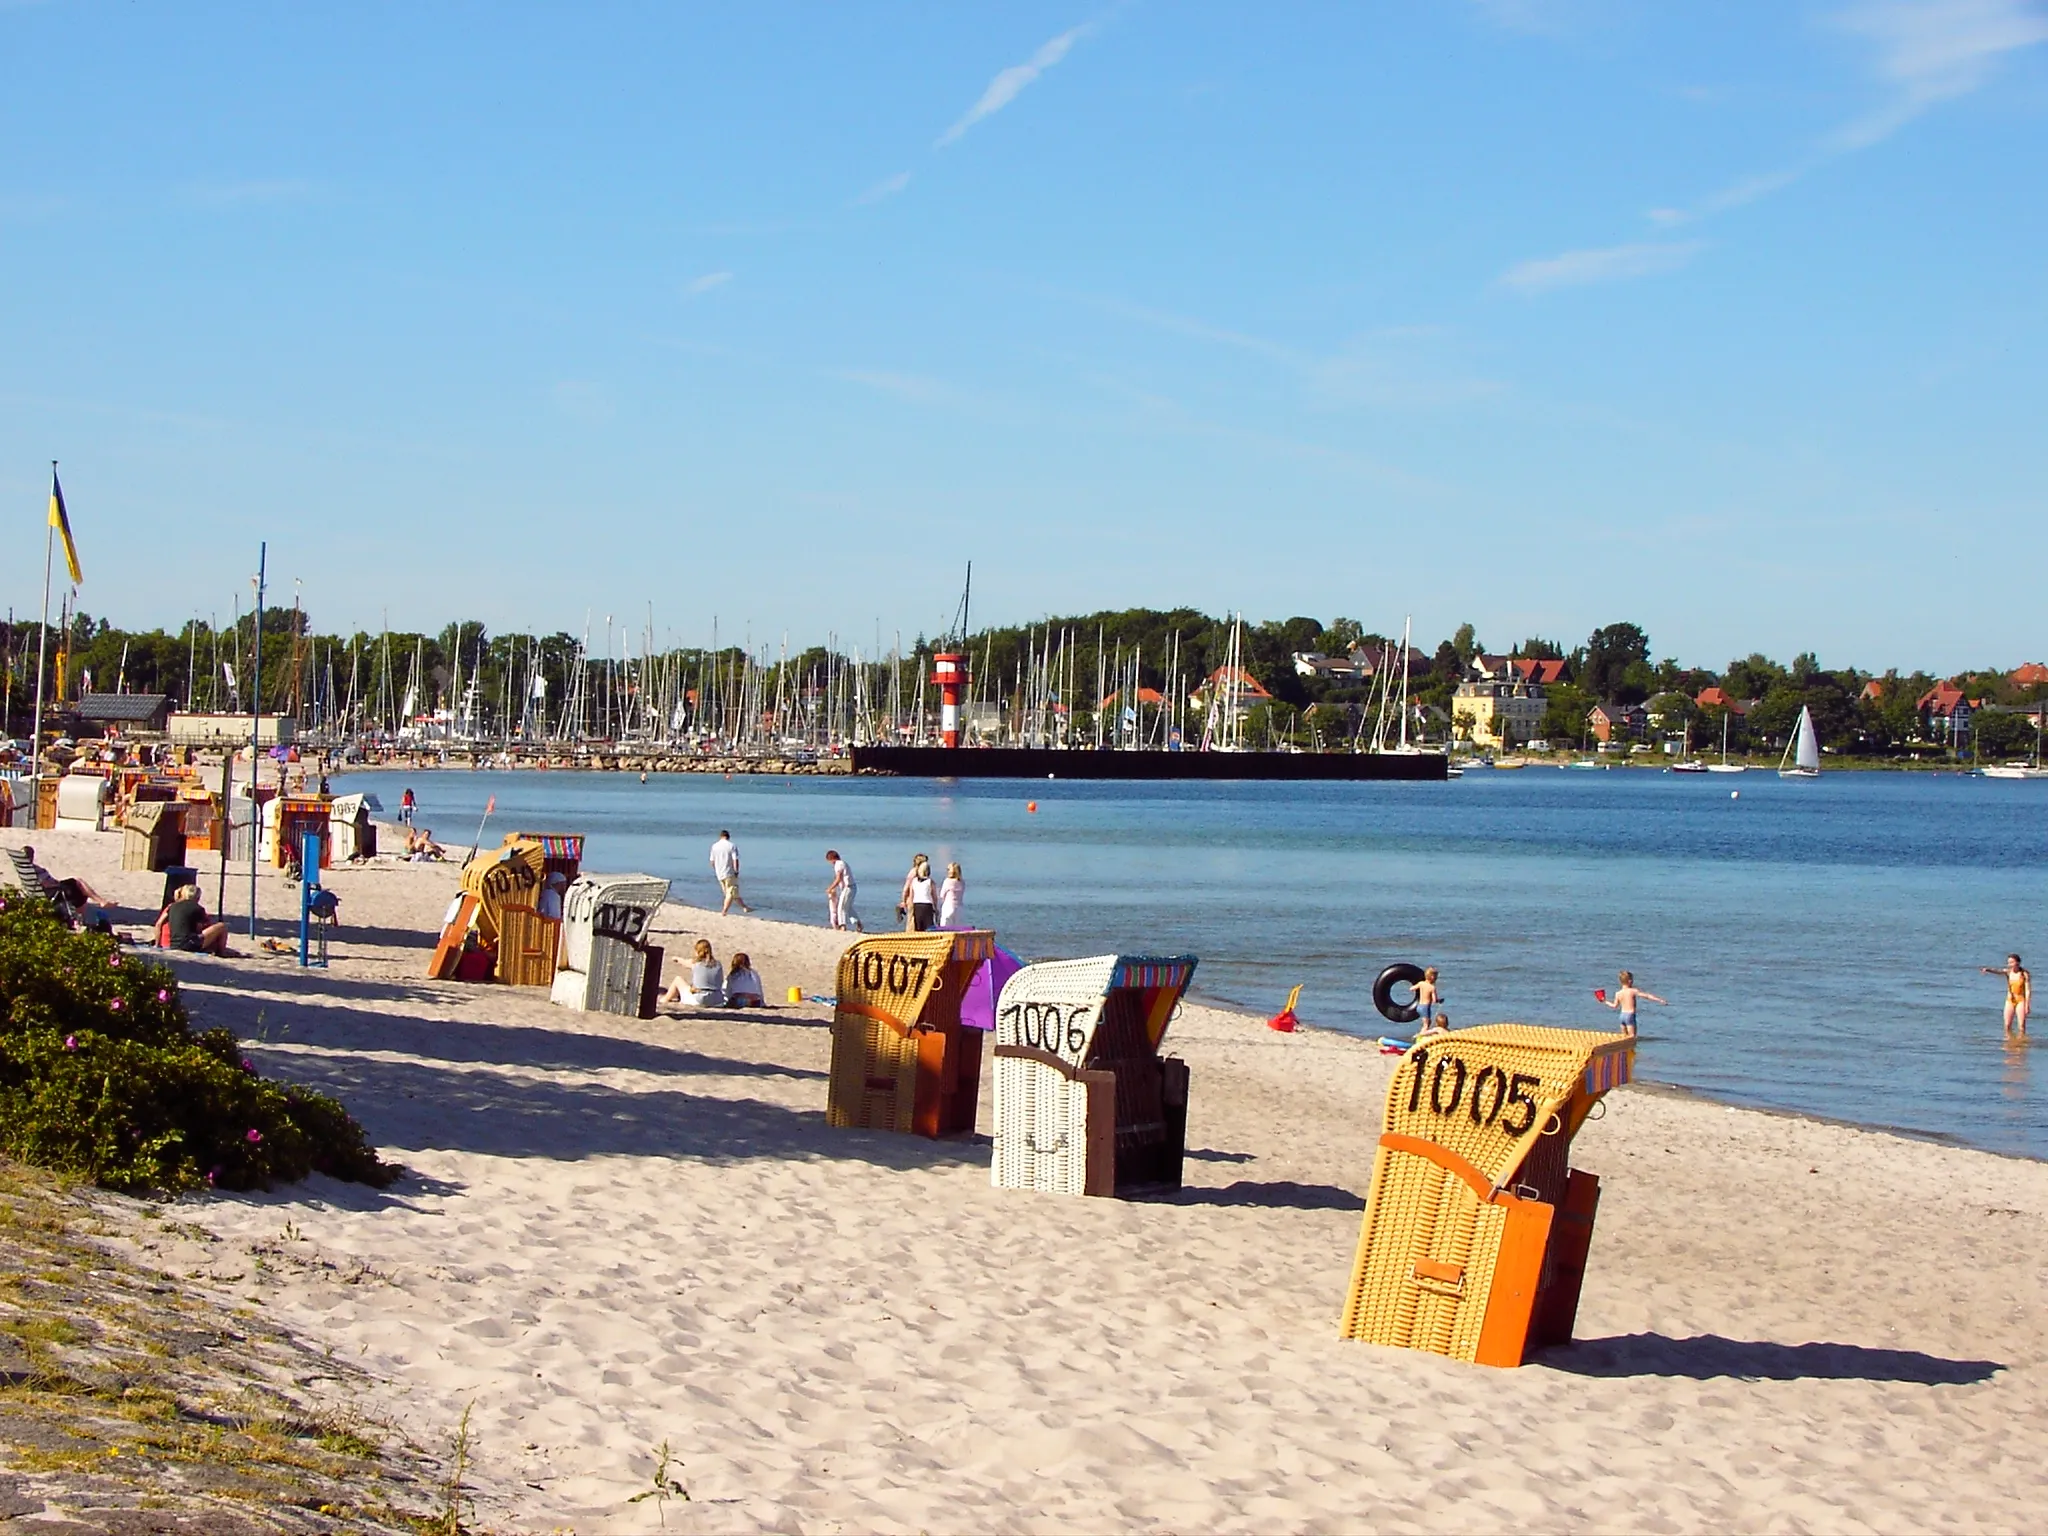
[1707, 709, 1746, 773]
[1670, 721, 1708, 773]
[1982, 709, 2048, 778]
[1778, 705, 1820, 779]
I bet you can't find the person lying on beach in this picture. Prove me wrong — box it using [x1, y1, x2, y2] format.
[1413, 968, 1450, 1038]
[725, 953, 765, 1007]
[662, 939, 726, 1008]
[1981, 954, 2030, 1038]
[159, 884, 230, 956]
[1601, 970, 1667, 1036]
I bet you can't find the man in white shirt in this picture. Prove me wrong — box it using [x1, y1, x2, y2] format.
[825, 849, 861, 932]
[709, 830, 751, 916]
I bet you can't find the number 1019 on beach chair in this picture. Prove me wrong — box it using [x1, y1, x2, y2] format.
[1341, 1024, 1633, 1367]
[991, 954, 1198, 1198]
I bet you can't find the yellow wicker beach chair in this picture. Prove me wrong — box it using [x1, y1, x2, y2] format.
[1340, 1023, 1633, 1366]
[827, 931, 995, 1137]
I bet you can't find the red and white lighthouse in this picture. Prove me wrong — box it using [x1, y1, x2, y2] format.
[931, 652, 969, 748]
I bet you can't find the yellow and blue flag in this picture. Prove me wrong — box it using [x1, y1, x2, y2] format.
[48, 467, 81, 584]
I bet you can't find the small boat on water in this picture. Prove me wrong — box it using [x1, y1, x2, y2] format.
[1670, 760, 1708, 774]
[1706, 710, 1745, 772]
[1778, 705, 1821, 779]
[1982, 712, 2047, 778]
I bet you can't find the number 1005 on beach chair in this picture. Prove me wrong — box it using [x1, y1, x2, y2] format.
[827, 931, 996, 1137]
[1341, 1024, 1633, 1367]
[991, 954, 1198, 1198]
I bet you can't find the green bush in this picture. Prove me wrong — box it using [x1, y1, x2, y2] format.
[0, 887, 396, 1194]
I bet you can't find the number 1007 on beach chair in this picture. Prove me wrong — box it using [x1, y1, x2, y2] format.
[991, 954, 1198, 1198]
[1341, 1024, 1633, 1367]
[826, 931, 997, 1138]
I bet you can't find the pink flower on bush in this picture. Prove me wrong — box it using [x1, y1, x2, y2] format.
[63, 1036, 78, 1051]
[246, 1129, 263, 1144]
[109, 998, 124, 1012]
[156, 990, 169, 1003]
[206, 1167, 220, 1186]
[240, 1059, 255, 1074]
[109, 955, 121, 969]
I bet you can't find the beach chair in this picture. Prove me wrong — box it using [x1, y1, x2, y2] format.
[990, 954, 1199, 1198]
[1340, 1024, 1633, 1367]
[7, 845, 97, 921]
[548, 874, 671, 1015]
[826, 931, 996, 1138]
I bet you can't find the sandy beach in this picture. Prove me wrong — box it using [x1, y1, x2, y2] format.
[6, 821, 2047, 1532]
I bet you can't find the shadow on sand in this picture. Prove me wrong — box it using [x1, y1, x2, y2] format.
[1158, 1180, 1362, 1211]
[1544, 1334, 2004, 1385]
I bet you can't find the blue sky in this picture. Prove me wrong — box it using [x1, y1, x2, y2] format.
[3, 1, 2043, 673]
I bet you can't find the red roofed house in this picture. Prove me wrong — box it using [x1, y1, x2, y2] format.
[1588, 703, 1648, 744]
[1918, 682, 1974, 744]
[1195, 666, 1273, 722]
[1512, 657, 1571, 687]
[1860, 680, 1885, 703]
[2012, 662, 2048, 688]
[1695, 686, 1747, 716]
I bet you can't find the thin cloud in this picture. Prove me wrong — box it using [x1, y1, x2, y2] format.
[180, 178, 311, 207]
[830, 368, 953, 405]
[855, 171, 913, 205]
[937, 22, 1092, 146]
[685, 271, 733, 295]
[1500, 241, 1702, 294]
[1656, 0, 2047, 224]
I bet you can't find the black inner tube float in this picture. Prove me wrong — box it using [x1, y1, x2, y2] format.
[1373, 962, 1425, 1026]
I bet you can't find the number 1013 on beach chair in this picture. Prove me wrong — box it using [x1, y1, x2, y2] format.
[991, 954, 1198, 1198]
[1340, 1024, 1633, 1367]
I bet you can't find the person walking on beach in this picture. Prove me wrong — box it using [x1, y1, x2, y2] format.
[1601, 970, 1667, 1036]
[937, 861, 965, 928]
[709, 830, 751, 915]
[900, 854, 936, 932]
[399, 786, 416, 827]
[825, 850, 861, 932]
[1982, 954, 2031, 1038]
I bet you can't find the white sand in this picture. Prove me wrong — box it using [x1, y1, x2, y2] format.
[8, 822, 2048, 1532]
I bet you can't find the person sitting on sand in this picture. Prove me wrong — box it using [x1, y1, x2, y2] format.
[1414, 967, 1449, 1038]
[407, 827, 446, 862]
[663, 939, 726, 1008]
[725, 953, 765, 1007]
[536, 871, 568, 922]
[1982, 954, 2030, 1039]
[1601, 970, 1667, 1036]
[160, 884, 230, 956]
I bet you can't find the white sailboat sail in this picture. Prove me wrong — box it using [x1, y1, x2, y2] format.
[1779, 705, 1820, 778]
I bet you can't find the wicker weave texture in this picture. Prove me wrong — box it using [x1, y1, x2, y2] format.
[557, 875, 671, 973]
[1341, 1023, 1633, 1364]
[990, 955, 1198, 1196]
[826, 931, 994, 1136]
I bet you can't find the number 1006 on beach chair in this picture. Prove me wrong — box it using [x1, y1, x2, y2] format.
[991, 954, 1198, 1198]
[1341, 1024, 1633, 1367]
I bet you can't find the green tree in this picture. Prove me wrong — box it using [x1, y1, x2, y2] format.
[1582, 623, 1650, 701]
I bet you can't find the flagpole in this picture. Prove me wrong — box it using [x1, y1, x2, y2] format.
[249, 543, 265, 941]
[29, 463, 56, 831]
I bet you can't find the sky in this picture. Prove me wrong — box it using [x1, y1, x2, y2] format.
[2, 0, 2044, 674]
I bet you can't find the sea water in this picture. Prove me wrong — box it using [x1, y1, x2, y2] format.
[344, 765, 2048, 1160]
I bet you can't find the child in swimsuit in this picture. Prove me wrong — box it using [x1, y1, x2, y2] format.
[1603, 970, 1667, 1036]
[1414, 968, 1448, 1037]
[1981, 954, 2030, 1039]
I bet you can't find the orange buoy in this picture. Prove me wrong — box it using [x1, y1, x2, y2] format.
[1026, 801, 1038, 813]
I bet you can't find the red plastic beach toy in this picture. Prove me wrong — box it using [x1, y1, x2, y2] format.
[1266, 983, 1304, 1032]
[1593, 988, 1607, 1002]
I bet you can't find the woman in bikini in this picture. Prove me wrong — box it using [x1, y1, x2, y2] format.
[1602, 970, 1667, 1036]
[1981, 954, 2030, 1039]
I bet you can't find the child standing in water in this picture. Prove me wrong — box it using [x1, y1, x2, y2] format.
[1981, 954, 2030, 1039]
[1602, 970, 1667, 1036]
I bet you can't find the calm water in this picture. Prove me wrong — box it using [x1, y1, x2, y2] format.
[343, 765, 2048, 1160]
